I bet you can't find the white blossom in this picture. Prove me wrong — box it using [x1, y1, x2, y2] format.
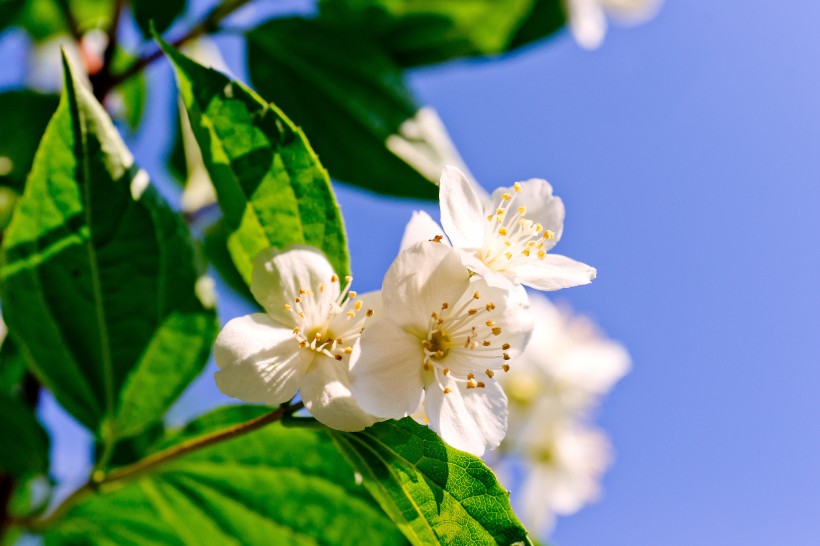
[404, 166, 595, 292]
[214, 246, 380, 431]
[566, 0, 663, 50]
[350, 241, 532, 456]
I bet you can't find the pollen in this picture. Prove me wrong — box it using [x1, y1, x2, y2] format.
[432, 235, 444, 243]
[513, 182, 522, 192]
[485, 303, 496, 311]
[443, 387, 452, 394]
[491, 327, 503, 336]
[347, 311, 356, 318]
[366, 309, 374, 317]
[502, 343, 511, 350]
[349, 291, 357, 299]
[503, 353, 511, 360]
[319, 283, 325, 293]
[517, 206, 527, 215]
[485, 369, 495, 378]
[441, 302, 449, 309]
[331, 274, 338, 283]
[502, 364, 510, 372]
[295, 297, 301, 303]
[284, 304, 291, 311]
[482, 340, 491, 347]
[468, 308, 478, 315]
[344, 346, 353, 354]
[466, 378, 478, 389]
[498, 227, 508, 236]
[355, 300, 363, 311]
[293, 327, 300, 334]
[543, 230, 555, 240]
[473, 291, 481, 299]
[485, 320, 496, 327]
[505, 252, 513, 260]
[476, 381, 486, 388]
[501, 193, 511, 201]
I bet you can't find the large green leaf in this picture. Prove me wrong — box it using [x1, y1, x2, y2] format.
[0, 393, 49, 477]
[0, 0, 25, 32]
[46, 406, 408, 546]
[330, 418, 532, 546]
[318, 0, 562, 67]
[247, 17, 441, 200]
[159, 38, 351, 282]
[0, 55, 217, 443]
[0, 91, 59, 192]
[0, 332, 28, 397]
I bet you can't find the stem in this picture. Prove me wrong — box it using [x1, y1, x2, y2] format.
[55, 0, 82, 42]
[27, 401, 303, 532]
[100, 0, 253, 98]
[90, 0, 125, 101]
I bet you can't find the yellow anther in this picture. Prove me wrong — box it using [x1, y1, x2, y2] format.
[366, 309, 374, 317]
[441, 302, 449, 310]
[501, 193, 511, 201]
[347, 311, 356, 318]
[492, 327, 503, 336]
[476, 381, 486, 388]
[514, 182, 522, 192]
[468, 308, 478, 315]
[355, 300, 363, 311]
[485, 369, 495, 378]
[496, 208, 505, 216]
[443, 387, 452, 394]
[284, 304, 292, 311]
[502, 343, 511, 350]
[485, 320, 496, 327]
[473, 291, 481, 299]
[522, 249, 530, 257]
[482, 340, 491, 347]
[431, 235, 444, 243]
[518, 206, 527, 215]
[349, 290, 357, 298]
[534, 223, 543, 233]
[543, 230, 555, 240]
[345, 275, 353, 282]
[466, 378, 478, 389]
[498, 227, 508, 236]
[502, 364, 510, 372]
[299, 289, 307, 295]
[344, 347, 353, 354]
[486, 214, 494, 221]
[505, 252, 513, 260]
[486, 303, 496, 311]
[503, 353, 511, 360]
[443, 368, 450, 375]
[319, 283, 325, 293]
[299, 341, 307, 348]
[336, 338, 344, 345]
[295, 297, 301, 303]
[331, 274, 338, 283]
[335, 354, 344, 361]
[423, 362, 432, 371]
[538, 249, 547, 260]
[467, 372, 475, 380]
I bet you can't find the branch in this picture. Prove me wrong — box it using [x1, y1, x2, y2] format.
[100, 0, 253, 98]
[25, 401, 303, 532]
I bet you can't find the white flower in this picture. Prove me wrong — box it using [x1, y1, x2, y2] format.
[214, 246, 381, 431]
[566, 0, 663, 50]
[496, 415, 612, 536]
[503, 293, 630, 423]
[350, 241, 532, 456]
[404, 166, 596, 292]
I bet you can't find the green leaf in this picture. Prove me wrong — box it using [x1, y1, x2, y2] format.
[0, 90, 59, 192]
[507, 0, 567, 50]
[0, 0, 25, 32]
[132, 0, 186, 36]
[203, 219, 257, 305]
[330, 418, 532, 546]
[318, 0, 555, 67]
[111, 48, 147, 132]
[0, 55, 217, 442]
[159, 38, 351, 281]
[46, 406, 409, 546]
[247, 17, 441, 200]
[0, 331, 28, 397]
[0, 393, 49, 477]
[15, 0, 114, 41]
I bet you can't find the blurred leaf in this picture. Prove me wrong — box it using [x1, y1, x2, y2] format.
[202, 219, 257, 305]
[132, 0, 186, 36]
[46, 406, 408, 546]
[95, 422, 164, 467]
[318, 0, 561, 67]
[0, 393, 49, 477]
[507, 0, 567, 50]
[247, 17, 442, 200]
[0, 55, 217, 442]
[110, 48, 147, 132]
[0, 91, 59, 192]
[0, 333, 28, 397]
[15, 0, 113, 41]
[0, 0, 25, 32]
[159, 38, 351, 281]
[330, 418, 532, 546]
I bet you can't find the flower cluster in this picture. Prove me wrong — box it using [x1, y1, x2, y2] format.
[213, 165, 602, 459]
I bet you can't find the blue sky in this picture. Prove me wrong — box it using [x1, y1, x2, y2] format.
[4, 0, 820, 544]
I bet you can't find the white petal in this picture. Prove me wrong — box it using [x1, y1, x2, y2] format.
[425, 377, 508, 456]
[251, 246, 338, 325]
[439, 165, 486, 249]
[350, 319, 425, 419]
[513, 254, 597, 291]
[400, 210, 447, 251]
[301, 356, 382, 432]
[382, 242, 470, 332]
[213, 313, 312, 405]
[603, 0, 663, 23]
[490, 178, 565, 250]
[568, 0, 608, 49]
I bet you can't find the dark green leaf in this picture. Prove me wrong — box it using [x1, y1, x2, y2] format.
[46, 406, 408, 546]
[247, 17, 441, 200]
[0, 55, 217, 442]
[111, 48, 147, 132]
[203, 219, 257, 305]
[318, 0, 557, 67]
[15, 0, 114, 41]
[0, 393, 49, 476]
[0, 91, 59, 192]
[159, 37, 351, 281]
[0, 331, 28, 397]
[330, 418, 532, 546]
[507, 0, 567, 50]
[0, 0, 25, 32]
[132, 0, 186, 36]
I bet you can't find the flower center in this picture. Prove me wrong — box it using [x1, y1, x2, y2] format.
[282, 274, 374, 363]
[480, 181, 555, 271]
[420, 290, 513, 394]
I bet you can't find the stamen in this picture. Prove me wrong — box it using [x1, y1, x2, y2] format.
[431, 235, 444, 243]
[443, 387, 452, 394]
[335, 355, 343, 361]
[514, 182, 522, 192]
[284, 304, 291, 311]
[366, 309, 374, 317]
[503, 353, 511, 360]
[491, 327, 503, 336]
[331, 274, 338, 283]
[502, 364, 510, 372]
[485, 369, 495, 378]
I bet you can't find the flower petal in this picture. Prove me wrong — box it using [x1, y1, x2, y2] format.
[251, 245, 338, 326]
[350, 319, 425, 419]
[439, 165, 486, 249]
[567, 0, 607, 49]
[301, 356, 382, 432]
[400, 210, 447, 251]
[490, 178, 565, 251]
[425, 376, 508, 456]
[382, 242, 470, 332]
[513, 254, 597, 291]
[214, 313, 312, 405]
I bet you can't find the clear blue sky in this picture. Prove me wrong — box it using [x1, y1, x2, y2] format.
[4, 0, 820, 544]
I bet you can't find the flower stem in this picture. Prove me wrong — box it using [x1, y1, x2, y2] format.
[26, 401, 303, 532]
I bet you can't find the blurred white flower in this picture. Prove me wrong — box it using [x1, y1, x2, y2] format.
[566, 0, 663, 49]
[214, 246, 381, 431]
[27, 31, 108, 92]
[404, 166, 596, 292]
[497, 415, 612, 536]
[503, 293, 630, 424]
[351, 241, 532, 456]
